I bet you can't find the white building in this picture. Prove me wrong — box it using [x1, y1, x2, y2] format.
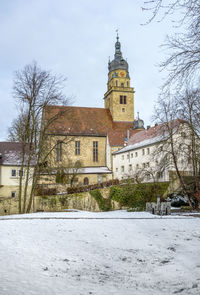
[0, 142, 34, 199]
[113, 119, 193, 183]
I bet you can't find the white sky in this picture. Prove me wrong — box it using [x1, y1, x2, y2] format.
[0, 0, 177, 140]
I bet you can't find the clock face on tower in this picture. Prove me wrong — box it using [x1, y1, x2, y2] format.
[120, 72, 125, 77]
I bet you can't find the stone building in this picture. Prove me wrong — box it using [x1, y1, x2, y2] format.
[41, 35, 143, 186]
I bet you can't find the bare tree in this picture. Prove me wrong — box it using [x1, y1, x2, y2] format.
[8, 61, 69, 213]
[142, 0, 200, 89]
[153, 93, 200, 208]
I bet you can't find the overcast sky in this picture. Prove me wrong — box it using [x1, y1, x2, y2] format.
[0, 0, 176, 140]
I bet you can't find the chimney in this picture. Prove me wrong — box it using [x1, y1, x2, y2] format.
[155, 123, 158, 127]
[127, 129, 130, 140]
[147, 125, 151, 130]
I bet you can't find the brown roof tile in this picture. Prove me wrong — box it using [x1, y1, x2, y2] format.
[44, 106, 135, 143]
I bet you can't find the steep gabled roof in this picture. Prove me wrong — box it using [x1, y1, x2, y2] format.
[0, 142, 35, 166]
[44, 105, 134, 140]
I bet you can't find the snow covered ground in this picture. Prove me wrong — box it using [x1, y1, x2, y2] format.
[0, 210, 200, 295]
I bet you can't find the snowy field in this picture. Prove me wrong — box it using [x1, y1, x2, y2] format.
[0, 211, 200, 295]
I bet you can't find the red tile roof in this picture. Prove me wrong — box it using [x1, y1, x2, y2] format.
[44, 105, 137, 146]
[127, 119, 186, 146]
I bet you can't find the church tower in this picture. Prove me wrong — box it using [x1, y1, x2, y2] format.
[104, 35, 135, 122]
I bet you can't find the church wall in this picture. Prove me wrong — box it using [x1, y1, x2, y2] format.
[46, 134, 107, 168]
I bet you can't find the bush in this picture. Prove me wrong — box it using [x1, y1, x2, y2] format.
[110, 182, 169, 210]
[90, 189, 112, 211]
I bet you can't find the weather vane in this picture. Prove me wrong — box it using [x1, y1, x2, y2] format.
[116, 28, 119, 40]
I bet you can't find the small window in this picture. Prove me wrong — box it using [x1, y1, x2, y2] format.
[146, 173, 150, 180]
[146, 162, 150, 168]
[127, 154, 129, 159]
[131, 153, 133, 158]
[116, 167, 118, 172]
[11, 192, 16, 198]
[11, 169, 16, 177]
[121, 166, 124, 172]
[122, 155, 124, 160]
[122, 108, 125, 112]
[129, 164, 132, 171]
[142, 163, 145, 168]
[142, 149, 145, 155]
[116, 80, 118, 87]
[135, 152, 138, 157]
[83, 177, 89, 185]
[19, 170, 24, 177]
[75, 141, 80, 155]
[136, 164, 139, 169]
[160, 146, 163, 152]
[147, 148, 150, 154]
[121, 83, 124, 87]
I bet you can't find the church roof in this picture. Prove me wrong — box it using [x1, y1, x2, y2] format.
[44, 105, 135, 146]
[107, 129, 140, 146]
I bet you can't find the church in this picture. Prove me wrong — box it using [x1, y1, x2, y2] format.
[41, 35, 143, 186]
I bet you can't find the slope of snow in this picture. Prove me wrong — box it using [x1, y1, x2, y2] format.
[0, 211, 200, 295]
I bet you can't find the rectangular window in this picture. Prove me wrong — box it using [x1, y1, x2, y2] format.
[122, 155, 124, 160]
[119, 95, 127, 104]
[127, 154, 129, 159]
[142, 163, 145, 168]
[56, 141, 62, 162]
[142, 149, 145, 155]
[11, 192, 16, 198]
[121, 166, 124, 172]
[135, 152, 138, 157]
[116, 80, 118, 87]
[127, 81, 129, 87]
[136, 164, 139, 169]
[122, 108, 125, 112]
[121, 83, 124, 87]
[146, 162, 150, 168]
[129, 164, 132, 171]
[131, 153, 133, 158]
[75, 141, 80, 155]
[147, 147, 150, 154]
[116, 167, 118, 172]
[11, 169, 16, 177]
[93, 141, 98, 162]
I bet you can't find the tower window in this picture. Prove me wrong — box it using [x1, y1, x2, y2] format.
[127, 81, 129, 87]
[120, 95, 127, 104]
[116, 80, 118, 87]
[93, 141, 98, 162]
[75, 141, 80, 155]
[122, 108, 125, 112]
[56, 141, 62, 162]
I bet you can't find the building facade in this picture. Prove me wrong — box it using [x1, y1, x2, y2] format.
[113, 120, 194, 183]
[41, 36, 142, 187]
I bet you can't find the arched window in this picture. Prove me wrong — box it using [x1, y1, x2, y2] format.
[84, 177, 89, 185]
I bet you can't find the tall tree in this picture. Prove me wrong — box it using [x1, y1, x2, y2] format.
[9, 61, 69, 213]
